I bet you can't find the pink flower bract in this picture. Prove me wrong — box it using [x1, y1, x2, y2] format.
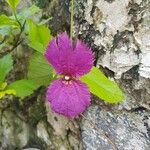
[45, 32, 94, 118]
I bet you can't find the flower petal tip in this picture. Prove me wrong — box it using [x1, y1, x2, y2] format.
[44, 32, 94, 77]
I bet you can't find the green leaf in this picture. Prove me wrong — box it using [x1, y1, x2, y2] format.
[81, 67, 125, 103]
[27, 20, 51, 53]
[0, 82, 7, 90]
[38, 17, 52, 25]
[0, 89, 16, 99]
[28, 52, 53, 86]
[7, 79, 39, 98]
[18, 5, 41, 19]
[6, 0, 21, 11]
[0, 15, 18, 27]
[0, 54, 13, 82]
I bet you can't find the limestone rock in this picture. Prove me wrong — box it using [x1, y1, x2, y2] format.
[81, 106, 150, 150]
[0, 111, 29, 150]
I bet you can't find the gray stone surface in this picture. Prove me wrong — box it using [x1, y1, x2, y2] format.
[74, 0, 150, 149]
[81, 106, 150, 150]
[74, 0, 150, 109]
[0, 110, 29, 150]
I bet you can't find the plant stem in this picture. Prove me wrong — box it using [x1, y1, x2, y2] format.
[70, 0, 74, 39]
[0, 21, 26, 58]
[13, 10, 22, 30]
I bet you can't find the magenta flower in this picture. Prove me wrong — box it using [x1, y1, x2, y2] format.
[45, 32, 94, 118]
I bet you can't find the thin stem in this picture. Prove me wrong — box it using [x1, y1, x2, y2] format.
[13, 10, 22, 30]
[0, 21, 26, 58]
[70, 0, 74, 39]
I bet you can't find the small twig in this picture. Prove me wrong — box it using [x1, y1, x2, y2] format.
[80, 113, 118, 150]
[13, 10, 22, 30]
[0, 40, 22, 58]
[19, 20, 26, 34]
[0, 20, 26, 58]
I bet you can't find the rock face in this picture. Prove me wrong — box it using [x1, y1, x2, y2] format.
[0, 96, 81, 150]
[81, 106, 150, 150]
[74, 0, 150, 149]
[0, 0, 150, 150]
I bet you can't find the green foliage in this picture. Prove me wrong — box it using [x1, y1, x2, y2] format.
[0, 82, 7, 91]
[0, 54, 13, 83]
[7, 79, 39, 98]
[0, 0, 52, 98]
[81, 67, 125, 103]
[0, 55, 16, 99]
[0, 15, 19, 39]
[27, 20, 51, 53]
[28, 52, 53, 86]
[0, 2, 52, 99]
[0, 14, 18, 27]
[0, 89, 16, 99]
[0, 55, 40, 99]
[6, 0, 21, 11]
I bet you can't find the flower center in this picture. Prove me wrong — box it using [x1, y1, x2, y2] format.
[62, 75, 72, 85]
[64, 75, 71, 81]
